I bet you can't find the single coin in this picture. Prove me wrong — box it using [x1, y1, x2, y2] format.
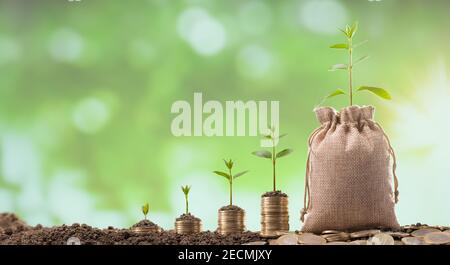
[275, 231, 291, 236]
[349, 240, 367, 245]
[276, 234, 299, 245]
[322, 232, 350, 242]
[424, 232, 450, 245]
[368, 233, 395, 245]
[242, 241, 267, 245]
[401, 237, 425, 245]
[321, 230, 342, 235]
[326, 241, 349, 245]
[268, 239, 279, 245]
[350, 229, 381, 239]
[298, 233, 327, 245]
[387, 231, 410, 238]
[411, 228, 440, 237]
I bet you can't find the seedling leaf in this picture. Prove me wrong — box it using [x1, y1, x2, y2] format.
[330, 43, 349, 49]
[350, 21, 358, 38]
[357, 86, 392, 100]
[181, 185, 191, 195]
[329, 64, 348, 71]
[142, 203, 149, 219]
[214, 170, 231, 180]
[326, 89, 346, 99]
[252, 150, 272, 159]
[233, 170, 249, 179]
[223, 159, 233, 169]
[276, 148, 293, 158]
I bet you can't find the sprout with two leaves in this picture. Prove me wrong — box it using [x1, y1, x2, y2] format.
[181, 185, 191, 215]
[213, 159, 248, 206]
[142, 203, 149, 220]
[325, 22, 391, 105]
[252, 127, 293, 192]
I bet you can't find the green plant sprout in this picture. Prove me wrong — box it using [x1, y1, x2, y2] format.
[213, 159, 248, 206]
[142, 203, 149, 220]
[252, 127, 293, 192]
[181, 185, 191, 215]
[326, 21, 391, 105]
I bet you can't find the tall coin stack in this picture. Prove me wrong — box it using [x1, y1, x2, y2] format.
[260, 195, 289, 237]
[217, 207, 245, 235]
[175, 216, 202, 235]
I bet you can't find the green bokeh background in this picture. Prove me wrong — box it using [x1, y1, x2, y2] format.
[1, 0, 449, 230]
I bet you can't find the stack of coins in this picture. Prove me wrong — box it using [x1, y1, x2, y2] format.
[132, 226, 161, 234]
[217, 207, 245, 235]
[260, 195, 289, 237]
[175, 218, 202, 235]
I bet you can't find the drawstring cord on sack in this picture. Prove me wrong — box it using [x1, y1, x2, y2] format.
[375, 122, 400, 204]
[300, 126, 323, 222]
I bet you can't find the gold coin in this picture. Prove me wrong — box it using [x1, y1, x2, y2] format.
[242, 241, 267, 245]
[326, 241, 350, 245]
[411, 228, 440, 237]
[367, 233, 395, 245]
[268, 239, 279, 245]
[298, 233, 327, 245]
[321, 230, 342, 235]
[132, 226, 160, 234]
[350, 229, 381, 239]
[424, 232, 450, 245]
[276, 234, 299, 245]
[349, 240, 367, 245]
[322, 232, 350, 242]
[401, 237, 425, 245]
[387, 231, 410, 238]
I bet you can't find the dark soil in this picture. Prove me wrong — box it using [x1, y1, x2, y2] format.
[176, 213, 201, 222]
[0, 213, 262, 245]
[0, 213, 30, 234]
[219, 205, 244, 211]
[262, 191, 288, 197]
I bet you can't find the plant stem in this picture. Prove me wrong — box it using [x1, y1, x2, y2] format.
[185, 195, 189, 215]
[348, 37, 353, 106]
[272, 138, 276, 192]
[229, 168, 233, 206]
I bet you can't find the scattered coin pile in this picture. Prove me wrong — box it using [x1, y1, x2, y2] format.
[217, 207, 245, 235]
[260, 196, 289, 237]
[175, 218, 202, 235]
[247, 224, 450, 245]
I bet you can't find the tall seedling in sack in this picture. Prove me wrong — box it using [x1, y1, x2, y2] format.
[325, 22, 391, 105]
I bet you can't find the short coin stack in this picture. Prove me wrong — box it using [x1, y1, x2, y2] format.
[132, 226, 161, 234]
[217, 206, 245, 235]
[260, 194, 289, 237]
[130, 219, 162, 234]
[175, 214, 202, 235]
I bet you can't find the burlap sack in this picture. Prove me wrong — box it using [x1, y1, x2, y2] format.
[300, 106, 400, 232]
